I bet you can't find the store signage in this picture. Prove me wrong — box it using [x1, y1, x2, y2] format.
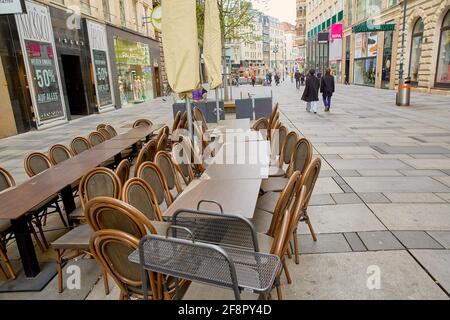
[15, 0, 67, 129]
[352, 21, 395, 33]
[330, 24, 343, 40]
[318, 32, 329, 43]
[87, 20, 114, 112]
[0, 0, 25, 15]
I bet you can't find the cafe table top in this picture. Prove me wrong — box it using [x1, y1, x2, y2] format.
[0, 124, 162, 220]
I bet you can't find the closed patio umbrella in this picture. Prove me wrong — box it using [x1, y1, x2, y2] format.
[162, 0, 200, 140]
[203, 0, 223, 123]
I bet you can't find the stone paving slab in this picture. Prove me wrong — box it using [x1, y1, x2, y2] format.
[297, 233, 352, 254]
[374, 146, 450, 154]
[392, 231, 444, 249]
[402, 159, 450, 170]
[309, 194, 336, 206]
[410, 250, 450, 294]
[283, 251, 448, 300]
[313, 177, 343, 194]
[327, 159, 412, 170]
[344, 232, 367, 252]
[330, 193, 363, 204]
[358, 231, 405, 251]
[436, 193, 450, 202]
[358, 192, 391, 203]
[344, 177, 450, 193]
[297, 204, 386, 234]
[427, 231, 450, 249]
[369, 204, 450, 231]
[384, 193, 446, 203]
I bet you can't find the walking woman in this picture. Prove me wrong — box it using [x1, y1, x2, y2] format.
[301, 69, 320, 114]
[320, 68, 335, 112]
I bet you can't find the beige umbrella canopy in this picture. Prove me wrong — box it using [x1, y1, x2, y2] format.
[203, 0, 223, 90]
[162, 0, 200, 98]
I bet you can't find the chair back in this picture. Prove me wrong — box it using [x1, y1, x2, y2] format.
[105, 125, 118, 137]
[137, 162, 173, 208]
[155, 151, 182, 196]
[79, 167, 122, 208]
[122, 178, 163, 221]
[289, 186, 307, 237]
[89, 229, 159, 299]
[156, 133, 168, 152]
[271, 125, 287, 157]
[98, 128, 112, 140]
[178, 112, 187, 130]
[24, 152, 52, 177]
[70, 137, 91, 155]
[252, 118, 269, 131]
[172, 111, 181, 132]
[88, 131, 106, 146]
[270, 207, 293, 259]
[134, 139, 157, 177]
[133, 119, 153, 128]
[279, 131, 299, 167]
[267, 171, 301, 237]
[96, 123, 107, 130]
[0, 167, 15, 192]
[287, 138, 313, 177]
[171, 142, 195, 185]
[49, 144, 72, 165]
[299, 158, 322, 210]
[115, 159, 131, 186]
[193, 107, 208, 132]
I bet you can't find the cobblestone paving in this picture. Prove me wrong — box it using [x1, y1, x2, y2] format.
[1, 81, 450, 299]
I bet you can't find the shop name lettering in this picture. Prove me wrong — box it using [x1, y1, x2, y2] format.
[17, 9, 52, 42]
[89, 29, 107, 50]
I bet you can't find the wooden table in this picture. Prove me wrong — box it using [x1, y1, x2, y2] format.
[163, 179, 262, 219]
[0, 124, 162, 284]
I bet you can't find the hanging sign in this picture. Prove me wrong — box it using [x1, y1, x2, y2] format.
[86, 20, 115, 112]
[15, 0, 67, 129]
[330, 23, 343, 40]
[0, 0, 26, 15]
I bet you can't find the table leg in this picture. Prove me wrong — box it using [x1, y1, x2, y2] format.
[11, 216, 40, 277]
[132, 143, 138, 154]
[114, 153, 122, 165]
[61, 185, 76, 227]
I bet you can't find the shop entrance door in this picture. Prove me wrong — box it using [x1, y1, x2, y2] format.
[61, 55, 88, 117]
[345, 59, 350, 84]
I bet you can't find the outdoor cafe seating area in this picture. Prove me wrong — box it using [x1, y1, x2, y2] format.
[0, 104, 322, 300]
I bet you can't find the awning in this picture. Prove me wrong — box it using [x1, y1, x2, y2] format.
[352, 21, 395, 33]
[203, 0, 223, 90]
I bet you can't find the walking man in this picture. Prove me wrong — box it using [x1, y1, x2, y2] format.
[301, 69, 320, 114]
[320, 68, 335, 112]
[295, 70, 301, 89]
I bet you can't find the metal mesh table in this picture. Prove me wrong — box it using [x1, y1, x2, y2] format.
[128, 234, 281, 300]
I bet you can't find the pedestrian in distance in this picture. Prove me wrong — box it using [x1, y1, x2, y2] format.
[251, 74, 256, 87]
[295, 70, 301, 89]
[300, 73, 305, 86]
[301, 69, 320, 114]
[274, 73, 280, 86]
[320, 68, 335, 112]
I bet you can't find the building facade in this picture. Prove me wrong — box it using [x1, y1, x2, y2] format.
[0, 0, 163, 138]
[296, 0, 307, 70]
[305, 0, 450, 94]
[283, 22, 302, 73]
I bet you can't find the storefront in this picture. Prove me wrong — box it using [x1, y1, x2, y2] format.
[353, 32, 377, 87]
[329, 37, 342, 83]
[106, 25, 161, 109]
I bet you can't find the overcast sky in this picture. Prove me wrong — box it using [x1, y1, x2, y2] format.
[252, 0, 297, 24]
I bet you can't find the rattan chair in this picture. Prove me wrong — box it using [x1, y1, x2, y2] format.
[98, 128, 112, 140]
[261, 137, 311, 194]
[193, 107, 208, 132]
[133, 119, 153, 128]
[88, 131, 106, 147]
[270, 125, 288, 164]
[171, 142, 195, 185]
[70, 137, 92, 155]
[137, 162, 173, 213]
[115, 159, 131, 186]
[133, 139, 157, 177]
[172, 111, 182, 133]
[178, 112, 187, 130]
[269, 130, 298, 177]
[122, 178, 164, 222]
[105, 125, 118, 137]
[155, 151, 183, 199]
[97, 123, 107, 130]
[79, 167, 122, 210]
[156, 133, 169, 152]
[48, 144, 73, 165]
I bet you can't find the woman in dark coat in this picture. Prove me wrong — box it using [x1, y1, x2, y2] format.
[320, 68, 335, 112]
[301, 69, 320, 114]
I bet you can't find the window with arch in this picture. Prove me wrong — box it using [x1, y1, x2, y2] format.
[436, 10, 450, 87]
[409, 18, 424, 84]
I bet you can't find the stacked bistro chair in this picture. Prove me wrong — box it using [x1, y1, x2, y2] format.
[24, 152, 68, 247]
[268, 130, 297, 177]
[172, 111, 182, 134]
[137, 162, 174, 214]
[269, 125, 288, 167]
[133, 139, 157, 177]
[88, 131, 106, 147]
[133, 119, 153, 128]
[48, 144, 73, 165]
[122, 178, 164, 222]
[154, 151, 184, 200]
[193, 106, 208, 132]
[115, 159, 131, 186]
[70, 137, 92, 155]
[97, 123, 107, 130]
[178, 112, 188, 130]
[87, 197, 180, 300]
[171, 142, 195, 186]
[98, 128, 113, 140]
[51, 167, 122, 293]
[105, 125, 118, 138]
[261, 137, 312, 194]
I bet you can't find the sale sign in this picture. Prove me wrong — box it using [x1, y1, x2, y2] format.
[330, 23, 343, 40]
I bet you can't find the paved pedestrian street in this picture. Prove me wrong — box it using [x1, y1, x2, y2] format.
[1, 81, 450, 300]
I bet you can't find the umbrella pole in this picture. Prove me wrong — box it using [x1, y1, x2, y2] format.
[215, 88, 220, 123]
[186, 98, 194, 142]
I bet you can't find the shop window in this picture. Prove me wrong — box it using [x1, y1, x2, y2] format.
[381, 30, 393, 89]
[435, 10, 450, 88]
[409, 18, 424, 84]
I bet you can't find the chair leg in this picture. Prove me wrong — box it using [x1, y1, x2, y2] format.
[0, 246, 16, 280]
[282, 258, 292, 285]
[0, 263, 7, 279]
[293, 230, 300, 265]
[119, 291, 127, 300]
[31, 216, 49, 251]
[102, 269, 110, 295]
[286, 244, 293, 259]
[54, 202, 69, 229]
[304, 213, 317, 242]
[56, 249, 64, 293]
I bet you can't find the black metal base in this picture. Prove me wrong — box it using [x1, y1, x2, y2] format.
[0, 262, 57, 293]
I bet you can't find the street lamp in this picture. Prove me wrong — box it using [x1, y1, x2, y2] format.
[399, 0, 407, 81]
[273, 45, 279, 72]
